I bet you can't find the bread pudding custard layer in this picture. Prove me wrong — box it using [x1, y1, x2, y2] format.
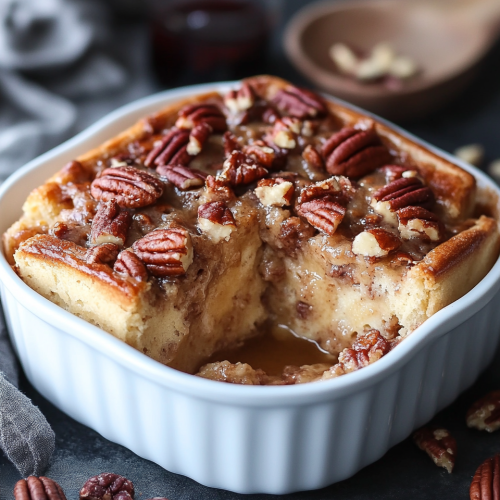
[4, 75, 499, 385]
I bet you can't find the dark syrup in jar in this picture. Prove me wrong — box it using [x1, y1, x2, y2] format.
[150, 0, 270, 86]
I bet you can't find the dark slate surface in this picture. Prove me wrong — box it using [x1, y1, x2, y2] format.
[2, 1, 500, 497]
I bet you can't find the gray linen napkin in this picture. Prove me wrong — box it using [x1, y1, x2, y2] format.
[0, 305, 55, 477]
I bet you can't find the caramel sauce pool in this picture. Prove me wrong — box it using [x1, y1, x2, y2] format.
[203, 324, 336, 376]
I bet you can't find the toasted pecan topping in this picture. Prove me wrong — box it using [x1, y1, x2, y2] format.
[219, 151, 268, 186]
[242, 141, 275, 168]
[379, 164, 409, 182]
[224, 82, 256, 113]
[204, 175, 235, 202]
[157, 164, 207, 190]
[321, 127, 391, 177]
[198, 201, 236, 242]
[114, 250, 148, 281]
[278, 216, 316, 254]
[144, 128, 191, 167]
[187, 122, 212, 155]
[397, 206, 443, 242]
[272, 86, 327, 119]
[56, 160, 90, 184]
[269, 117, 301, 149]
[133, 227, 193, 277]
[297, 198, 346, 236]
[90, 199, 131, 246]
[372, 177, 434, 211]
[352, 228, 401, 257]
[175, 103, 227, 133]
[298, 176, 351, 205]
[255, 177, 294, 207]
[302, 144, 324, 170]
[413, 426, 457, 473]
[86, 243, 120, 265]
[222, 131, 241, 157]
[90, 167, 164, 209]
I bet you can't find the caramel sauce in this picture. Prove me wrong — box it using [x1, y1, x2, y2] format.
[203, 324, 336, 376]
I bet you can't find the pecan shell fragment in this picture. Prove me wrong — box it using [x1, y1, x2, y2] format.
[79, 473, 134, 500]
[321, 127, 391, 177]
[91, 167, 164, 209]
[133, 227, 193, 277]
[470, 454, 500, 500]
[413, 426, 457, 473]
[14, 477, 67, 500]
[467, 391, 500, 433]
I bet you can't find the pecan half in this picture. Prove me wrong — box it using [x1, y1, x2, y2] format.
[298, 176, 352, 205]
[397, 206, 443, 242]
[272, 86, 327, 119]
[80, 473, 134, 500]
[15, 477, 67, 500]
[157, 164, 207, 190]
[86, 243, 120, 265]
[224, 82, 255, 113]
[297, 198, 346, 236]
[223, 131, 242, 157]
[219, 151, 268, 186]
[302, 144, 324, 170]
[133, 227, 193, 277]
[242, 141, 275, 168]
[321, 127, 391, 177]
[413, 426, 457, 473]
[323, 330, 390, 378]
[198, 201, 236, 242]
[187, 122, 212, 155]
[470, 455, 500, 500]
[91, 167, 164, 209]
[90, 200, 131, 246]
[379, 164, 409, 182]
[372, 177, 434, 212]
[467, 391, 500, 433]
[175, 103, 227, 133]
[352, 228, 401, 257]
[144, 128, 190, 167]
[114, 250, 148, 281]
[255, 178, 294, 207]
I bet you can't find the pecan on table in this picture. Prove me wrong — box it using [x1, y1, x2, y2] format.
[352, 228, 402, 258]
[372, 177, 434, 212]
[14, 477, 67, 500]
[114, 250, 148, 281]
[272, 86, 327, 119]
[321, 127, 391, 178]
[470, 454, 500, 500]
[91, 167, 164, 209]
[219, 151, 268, 186]
[198, 201, 236, 243]
[255, 177, 294, 207]
[133, 227, 193, 277]
[90, 200, 131, 246]
[79, 473, 134, 500]
[175, 103, 227, 133]
[86, 243, 120, 265]
[157, 164, 207, 190]
[413, 426, 457, 473]
[467, 390, 500, 433]
[397, 206, 443, 242]
[224, 82, 256, 113]
[144, 128, 190, 167]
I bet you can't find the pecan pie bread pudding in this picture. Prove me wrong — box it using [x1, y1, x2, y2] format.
[3, 76, 499, 385]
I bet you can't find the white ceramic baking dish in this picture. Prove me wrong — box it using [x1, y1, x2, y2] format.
[1, 83, 500, 495]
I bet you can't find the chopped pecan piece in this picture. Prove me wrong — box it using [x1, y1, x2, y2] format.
[91, 167, 164, 209]
[470, 455, 500, 500]
[278, 216, 316, 254]
[413, 426, 457, 473]
[197, 361, 268, 385]
[79, 473, 134, 500]
[89, 200, 131, 246]
[114, 250, 148, 281]
[175, 103, 227, 133]
[321, 127, 391, 177]
[133, 227, 193, 277]
[397, 206, 443, 242]
[323, 330, 390, 379]
[268, 117, 301, 149]
[187, 122, 212, 155]
[157, 164, 207, 190]
[297, 198, 346, 236]
[302, 144, 325, 170]
[255, 178, 294, 207]
[467, 391, 500, 432]
[298, 176, 352, 205]
[14, 477, 67, 500]
[272, 86, 327, 119]
[144, 128, 190, 167]
[219, 151, 268, 186]
[222, 131, 242, 157]
[198, 201, 236, 243]
[224, 82, 256, 112]
[242, 141, 275, 168]
[86, 243, 120, 265]
[204, 175, 235, 202]
[352, 228, 401, 257]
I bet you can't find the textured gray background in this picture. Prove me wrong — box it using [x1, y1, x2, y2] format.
[2, 0, 500, 498]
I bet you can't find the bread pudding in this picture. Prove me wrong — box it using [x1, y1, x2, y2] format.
[3, 75, 499, 385]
